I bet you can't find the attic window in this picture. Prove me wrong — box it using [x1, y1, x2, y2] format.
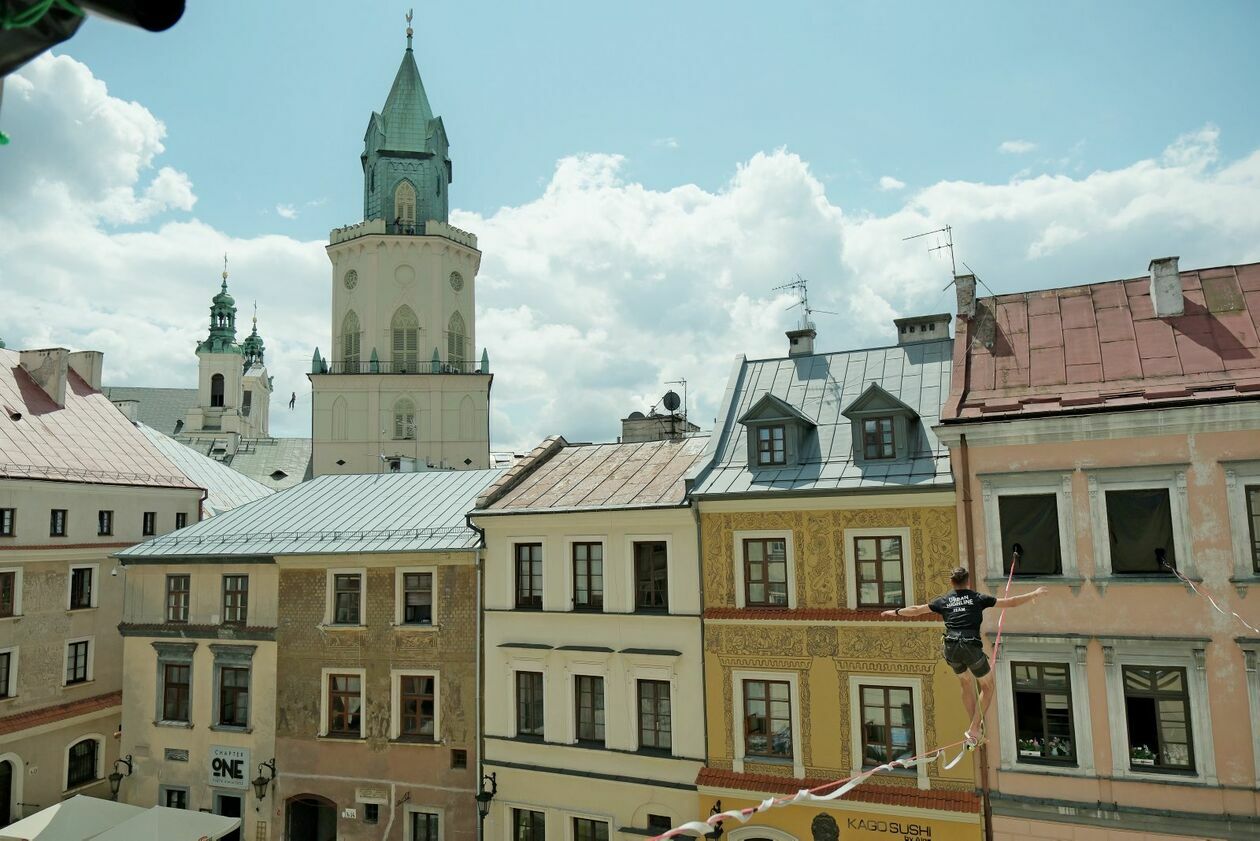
[756, 425, 786, 466]
[270, 470, 288, 480]
[862, 418, 895, 460]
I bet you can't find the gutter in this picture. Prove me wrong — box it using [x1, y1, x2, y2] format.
[690, 495, 711, 792]
[466, 510, 488, 836]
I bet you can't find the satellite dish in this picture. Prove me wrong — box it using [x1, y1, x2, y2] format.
[628, 411, 646, 420]
[662, 391, 681, 412]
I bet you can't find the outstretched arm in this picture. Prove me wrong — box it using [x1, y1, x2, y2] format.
[994, 586, 1049, 608]
[881, 603, 934, 618]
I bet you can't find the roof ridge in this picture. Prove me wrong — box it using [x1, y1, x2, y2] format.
[475, 435, 567, 509]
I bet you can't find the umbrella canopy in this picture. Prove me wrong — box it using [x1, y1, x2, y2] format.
[90, 806, 240, 841]
[0, 796, 145, 841]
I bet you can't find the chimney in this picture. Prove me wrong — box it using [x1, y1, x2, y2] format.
[112, 399, 139, 421]
[786, 326, 816, 357]
[68, 350, 104, 390]
[954, 274, 977, 319]
[894, 313, 952, 345]
[1149, 256, 1184, 318]
[18, 348, 69, 407]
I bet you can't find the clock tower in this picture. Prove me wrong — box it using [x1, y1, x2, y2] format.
[309, 19, 491, 475]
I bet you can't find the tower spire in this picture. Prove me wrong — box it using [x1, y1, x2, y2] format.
[221, 253, 229, 291]
[405, 8, 413, 51]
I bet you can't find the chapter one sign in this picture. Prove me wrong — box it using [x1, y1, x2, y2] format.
[209, 745, 251, 789]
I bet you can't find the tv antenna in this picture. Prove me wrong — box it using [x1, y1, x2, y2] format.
[665, 378, 687, 423]
[903, 224, 957, 282]
[772, 275, 836, 330]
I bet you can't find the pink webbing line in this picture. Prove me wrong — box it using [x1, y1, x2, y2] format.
[988, 550, 1020, 667]
[1163, 561, 1260, 635]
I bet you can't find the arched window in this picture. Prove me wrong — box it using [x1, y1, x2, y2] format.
[394, 180, 416, 229]
[210, 373, 225, 407]
[393, 398, 416, 440]
[447, 311, 466, 367]
[341, 310, 361, 370]
[65, 736, 100, 789]
[331, 396, 348, 441]
[391, 306, 419, 373]
[459, 395, 475, 440]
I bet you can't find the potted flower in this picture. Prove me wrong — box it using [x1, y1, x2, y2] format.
[1130, 745, 1156, 766]
[1017, 738, 1041, 758]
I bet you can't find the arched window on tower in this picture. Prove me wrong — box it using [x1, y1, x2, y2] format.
[391, 306, 419, 373]
[210, 373, 225, 408]
[331, 396, 348, 441]
[341, 310, 361, 371]
[394, 180, 416, 231]
[393, 398, 416, 440]
[447, 311, 466, 368]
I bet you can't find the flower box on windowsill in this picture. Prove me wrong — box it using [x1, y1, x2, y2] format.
[1131, 757, 1155, 766]
[1018, 749, 1041, 758]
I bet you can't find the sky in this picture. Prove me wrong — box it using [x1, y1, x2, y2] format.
[2, 1, 1260, 449]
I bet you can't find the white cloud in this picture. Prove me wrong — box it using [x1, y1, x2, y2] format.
[652, 137, 680, 149]
[878, 176, 906, 191]
[276, 203, 298, 219]
[999, 139, 1038, 154]
[5, 54, 1260, 453]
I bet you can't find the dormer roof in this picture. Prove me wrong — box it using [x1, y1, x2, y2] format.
[841, 382, 919, 420]
[736, 393, 817, 428]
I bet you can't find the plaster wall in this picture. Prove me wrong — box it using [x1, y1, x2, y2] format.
[692, 793, 980, 841]
[0, 704, 120, 821]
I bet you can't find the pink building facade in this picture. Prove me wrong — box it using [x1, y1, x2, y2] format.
[938, 260, 1260, 840]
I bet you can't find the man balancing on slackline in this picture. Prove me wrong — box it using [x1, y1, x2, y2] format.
[882, 566, 1048, 745]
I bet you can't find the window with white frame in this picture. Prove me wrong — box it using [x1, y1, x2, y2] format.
[515, 670, 544, 739]
[326, 570, 365, 625]
[1240, 643, 1260, 783]
[65, 637, 92, 685]
[733, 669, 802, 777]
[1087, 469, 1192, 578]
[1223, 462, 1260, 578]
[409, 809, 440, 841]
[64, 735, 102, 790]
[161, 786, 189, 809]
[843, 527, 913, 609]
[993, 635, 1094, 776]
[322, 668, 365, 738]
[846, 674, 927, 785]
[980, 472, 1077, 579]
[574, 674, 605, 746]
[396, 567, 436, 626]
[733, 530, 795, 609]
[513, 808, 545, 841]
[392, 670, 439, 741]
[0, 646, 17, 698]
[0, 567, 22, 618]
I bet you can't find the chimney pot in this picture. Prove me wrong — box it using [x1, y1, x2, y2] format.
[786, 326, 817, 357]
[954, 274, 977, 319]
[1148, 256, 1184, 318]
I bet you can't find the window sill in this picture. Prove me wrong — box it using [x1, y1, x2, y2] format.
[66, 606, 98, 614]
[392, 623, 439, 631]
[318, 623, 367, 631]
[1093, 574, 1199, 592]
[209, 724, 252, 734]
[63, 679, 95, 690]
[1228, 575, 1260, 596]
[63, 778, 105, 796]
[0, 614, 22, 622]
[154, 720, 194, 729]
[390, 737, 442, 746]
[317, 733, 366, 742]
[742, 755, 794, 766]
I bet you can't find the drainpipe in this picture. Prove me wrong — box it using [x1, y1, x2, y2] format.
[957, 433, 995, 840]
[468, 513, 488, 841]
[690, 498, 711, 788]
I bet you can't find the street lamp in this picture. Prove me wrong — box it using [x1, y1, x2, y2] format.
[251, 759, 277, 803]
[107, 755, 133, 801]
[706, 801, 724, 841]
[475, 772, 497, 841]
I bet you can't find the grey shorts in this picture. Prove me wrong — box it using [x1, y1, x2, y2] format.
[943, 637, 990, 677]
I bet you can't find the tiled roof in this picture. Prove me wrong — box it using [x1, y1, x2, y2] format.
[944, 262, 1260, 421]
[101, 386, 198, 436]
[693, 342, 953, 496]
[478, 436, 709, 513]
[118, 467, 504, 559]
[137, 424, 274, 515]
[0, 350, 197, 490]
[0, 690, 122, 736]
[704, 607, 940, 623]
[695, 767, 980, 813]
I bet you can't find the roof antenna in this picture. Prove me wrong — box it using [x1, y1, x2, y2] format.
[772, 275, 836, 331]
[903, 225, 960, 290]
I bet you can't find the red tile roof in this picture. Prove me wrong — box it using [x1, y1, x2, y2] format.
[944, 262, 1260, 421]
[0, 349, 197, 489]
[705, 607, 940, 623]
[0, 690, 122, 736]
[695, 767, 980, 814]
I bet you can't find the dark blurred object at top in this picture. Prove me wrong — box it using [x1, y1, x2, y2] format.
[1, 0, 184, 78]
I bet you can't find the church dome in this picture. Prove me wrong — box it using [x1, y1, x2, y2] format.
[242, 317, 265, 365]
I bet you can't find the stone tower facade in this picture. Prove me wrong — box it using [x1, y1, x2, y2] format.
[309, 24, 491, 476]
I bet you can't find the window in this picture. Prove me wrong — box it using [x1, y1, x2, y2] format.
[218, 667, 249, 727]
[516, 671, 544, 738]
[328, 673, 363, 737]
[514, 809, 545, 841]
[1123, 666, 1193, 772]
[515, 543, 542, 609]
[854, 536, 905, 608]
[0, 650, 12, 698]
[1247, 485, 1260, 574]
[399, 674, 435, 740]
[0, 571, 15, 618]
[142, 511, 156, 536]
[410, 811, 439, 841]
[210, 373, 225, 407]
[66, 640, 90, 684]
[450, 748, 467, 769]
[572, 542, 603, 611]
[860, 684, 915, 767]
[222, 575, 248, 625]
[162, 787, 188, 809]
[394, 180, 416, 227]
[647, 816, 672, 836]
[575, 674, 605, 745]
[162, 663, 191, 722]
[401, 572, 433, 625]
[341, 310, 361, 368]
[97, 510, 112, 536]
[242, 390, 252, 415]
[175, 512, 188, 530]
[1107, 489, 1176, 573]
[332, 573, 362, 625]
[573, 818, 609, 841]
[999, 494, 1062, 575]
[166, 575, 190, 623]
[743, 679, 791, 758]
[364, 803, 379, 824]
[638, 679, 672, 752]
[743, 538, 788, 607]
[634, 541, 668, 612]
[447, 311, 466, 365]
[862, 417, 895, 460]
[66, 738, 98, 789]
[756, 425, 786, 466]
[50, 508, 67, 537]
[393, 397, 416, 439]
[69, 567, 93, 610]
[391, 306, 420, 372]
[0, 508, 13, 537]
[1012, 662, 1075, 764]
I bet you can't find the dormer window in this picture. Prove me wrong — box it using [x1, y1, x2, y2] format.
[842, 383, 919, 467]
[862, 417, 895, 460]
[757, 425, 786, 466]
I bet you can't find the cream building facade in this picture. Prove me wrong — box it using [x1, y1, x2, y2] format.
[472, 436, 710, 841]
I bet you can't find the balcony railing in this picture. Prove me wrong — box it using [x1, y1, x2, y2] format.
[320, 359, 485, 375]
[329, 218, 478, 249]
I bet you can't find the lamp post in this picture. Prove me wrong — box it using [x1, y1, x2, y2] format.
[251, 759, 277, 808]
[107, 755, 133, 801]
[706, 801, 724, 841]
[475, 772, 497, 841]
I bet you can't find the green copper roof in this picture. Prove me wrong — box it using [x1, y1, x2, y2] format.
[380, 45, 434, 153]
[242, 317, 265, 366]
[198, 274, 242, 355]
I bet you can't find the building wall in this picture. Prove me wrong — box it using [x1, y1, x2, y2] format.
[697, 492, 981, 841]
[478, 507, 706, 841]
[186, 351, 246, 435]
[273, 551, 478, 841]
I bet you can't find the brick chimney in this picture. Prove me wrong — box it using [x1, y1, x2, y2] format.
[1149, 256, 1184, 318]
[19, 348, 69, 407]
[954, 274, 977, 319]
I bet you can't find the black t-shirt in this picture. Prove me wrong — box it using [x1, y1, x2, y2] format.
[928, 588, 997, 635]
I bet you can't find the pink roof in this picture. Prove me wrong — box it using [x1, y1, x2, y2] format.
[0, 349, 198, 489]
[944, 262, 1260, 421]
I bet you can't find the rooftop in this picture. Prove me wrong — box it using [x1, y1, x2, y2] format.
[102, 386, 198, 436]
[136, 423, 274, 516]
[945, 261, 1260, 421]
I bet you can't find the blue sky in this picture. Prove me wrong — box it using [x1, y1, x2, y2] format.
[4, 1, 1260, 447]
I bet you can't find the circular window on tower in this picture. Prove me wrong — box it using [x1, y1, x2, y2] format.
[344, 269, 358, 290]
[449, 271, 464, 292]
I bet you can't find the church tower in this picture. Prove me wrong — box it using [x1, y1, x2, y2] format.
[309, 18, 491, 476]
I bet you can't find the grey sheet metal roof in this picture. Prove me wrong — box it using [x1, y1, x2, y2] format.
[119, 467, 505, 560]
[220, 437, 312, 491]
[136, 424, 274, 516]
[102, 386, 198, 436]
[692, 339, 953, 496]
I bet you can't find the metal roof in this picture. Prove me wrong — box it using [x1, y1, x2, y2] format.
[692, 340, 953, 496]
[215, 436, 312, 491]
[119, 467, 505, 560]
[101, 386, 198, 436]
[136, 424, 274, 516]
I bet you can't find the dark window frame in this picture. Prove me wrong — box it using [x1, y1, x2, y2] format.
[1011, 661, 1076, 765]
[742, 538, 788, 607]
[66, 738, 98, 789]
[862, 416, 896, 460]
[0, 570, 15, 618]
[516, 671, 544, 738]
[402, 571, 433, 625]
[756, 424, 787, 466]
[853, 535, 906, 608]
[162, 662, 191, 722]
[327, 673, 362, 737]
[575, 674, 605, 746]
[0, 508, 13, 537]
[97, 510, 113, 536]
[66, 640, 90, 684]
[514, 543, 542, 610]
[142, 511, 156, 537]
[859, 683, 916, 768]
[175, 512, 188, 530]
[410, 811, 440, 841]
[572, 542, 604, 612]
[399, 674, 436, 740]
[998, 493, 1063, 576]
[1105, 488, 1176, 574]
[50, 508, 67, 537]
[166, 574, 190, 623]
[1247, 484, 1260, 574]
[69, 567, 93, 610]
[513, 809, 545, 841]
[222, 574, 248, 625]
[1122, 665, 1195, 773]
[0, 650, 11, 698]
[742, 678, 792, 759]
[633, 541, 669, 613]
[162, 787, 188, 809]
[332, 573, 362, 625]
[218, 666, 250, 728]
[573, 817, 609, 841]
[638, 679, 672, 752]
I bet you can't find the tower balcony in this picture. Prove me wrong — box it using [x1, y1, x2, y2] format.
[317, 359, 487, 375]
[329, 218, 478, 250]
